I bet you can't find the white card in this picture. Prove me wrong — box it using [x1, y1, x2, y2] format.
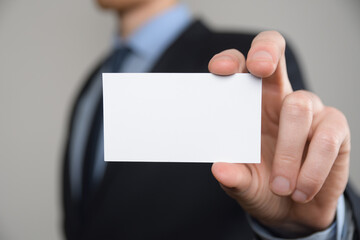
[103, 73, 262, 163]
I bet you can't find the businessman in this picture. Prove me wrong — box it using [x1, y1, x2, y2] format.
[62, 0, 360, 239]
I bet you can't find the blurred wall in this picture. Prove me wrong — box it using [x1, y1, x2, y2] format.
[0, 0, 359, 239]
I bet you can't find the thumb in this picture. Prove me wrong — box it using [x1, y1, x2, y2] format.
[211, 163, 252, 198]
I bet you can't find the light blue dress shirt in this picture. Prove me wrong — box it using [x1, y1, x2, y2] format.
[250, 195, 346, 240]
[68, 3, 349, 239]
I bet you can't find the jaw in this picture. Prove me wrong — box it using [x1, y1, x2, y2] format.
[96, 0, 148, 11]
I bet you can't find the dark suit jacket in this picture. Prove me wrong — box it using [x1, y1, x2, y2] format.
[62, 21, 360, 240]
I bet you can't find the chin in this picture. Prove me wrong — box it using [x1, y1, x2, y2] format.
[97, 0, 145, 10]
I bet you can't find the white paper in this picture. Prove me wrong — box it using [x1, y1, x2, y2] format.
[103, 73, 261, 163]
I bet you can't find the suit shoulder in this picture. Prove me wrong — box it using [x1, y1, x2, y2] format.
[173, 21, 256, 55]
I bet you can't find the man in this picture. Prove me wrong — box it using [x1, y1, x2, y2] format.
[62, 0, 360, 239]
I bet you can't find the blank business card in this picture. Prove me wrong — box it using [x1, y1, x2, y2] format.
[102, 73, 261, 163]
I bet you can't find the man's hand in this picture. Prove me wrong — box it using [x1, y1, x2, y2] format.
[208, 31, 351, 236]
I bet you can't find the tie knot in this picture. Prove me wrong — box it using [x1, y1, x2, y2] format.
[109, 46, 131, 73]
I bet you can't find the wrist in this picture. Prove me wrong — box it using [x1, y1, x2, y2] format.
[249, 215, 338, 240]
[258, 219, 335, 238]
[256, 206, 337, 238]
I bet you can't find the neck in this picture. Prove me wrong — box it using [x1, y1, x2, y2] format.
[118, 0, 177, 38]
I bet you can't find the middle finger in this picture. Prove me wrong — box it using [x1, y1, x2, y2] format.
[270, 90, 323, 196]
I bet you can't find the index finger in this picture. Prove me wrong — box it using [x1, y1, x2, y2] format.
[246, 31, 293, 97]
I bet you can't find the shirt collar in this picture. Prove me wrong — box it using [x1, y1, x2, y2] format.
[113, 4, 192, 62]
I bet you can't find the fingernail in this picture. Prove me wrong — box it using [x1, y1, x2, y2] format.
[251, 51, 273, 62]
[292, 190, 308, 203]
[271, 176, 290, 195]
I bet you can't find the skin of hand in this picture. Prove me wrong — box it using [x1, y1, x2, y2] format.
[208, 31, 351, 236]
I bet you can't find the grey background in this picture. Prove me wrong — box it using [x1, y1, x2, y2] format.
[0, 0, 359, 239]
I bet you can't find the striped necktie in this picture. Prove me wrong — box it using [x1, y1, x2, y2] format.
[82, 47, 130, 208]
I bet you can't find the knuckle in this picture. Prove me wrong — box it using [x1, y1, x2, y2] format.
[325, 106, 341, 116]
[326, 107, 348, 125]
[299, 172, 323, 193]
[315, 130, 340, 154]
[283, 92, 313, 117]
[323, 107, 351, 145]
[277, 151, 299, 165]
